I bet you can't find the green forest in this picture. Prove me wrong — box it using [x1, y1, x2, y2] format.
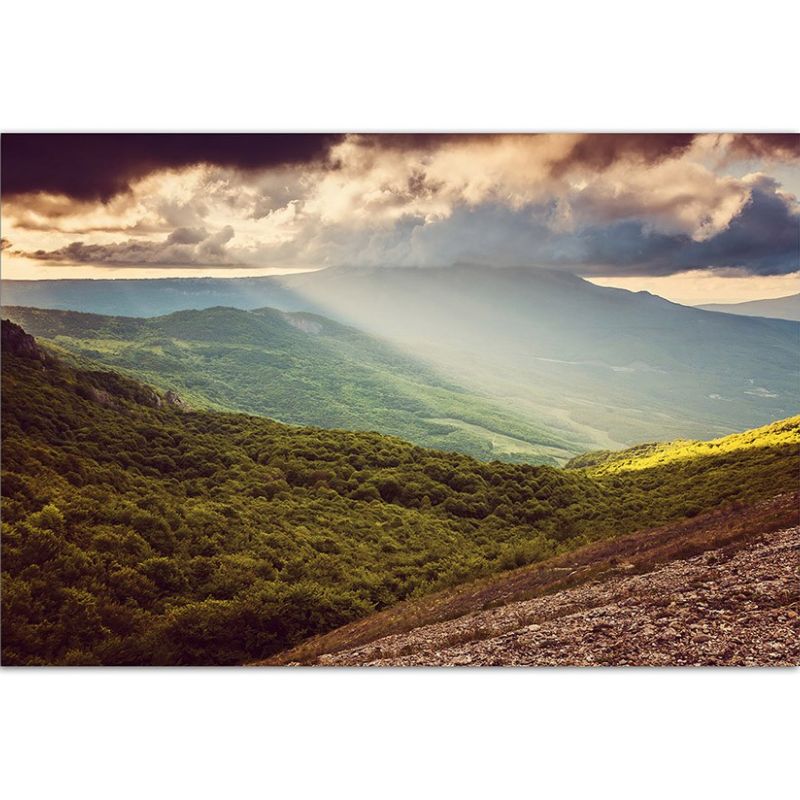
[2, 321, 798, 665]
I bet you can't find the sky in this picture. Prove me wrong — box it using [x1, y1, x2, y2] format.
[1, 133, 798, 303]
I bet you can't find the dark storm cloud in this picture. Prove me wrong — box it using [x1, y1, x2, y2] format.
[726, 133, 800, 162]
[355, 133, 493, 150]
[1, 134, 345, 202]
[674, 182, 800, 274]
[553, 185, 798, 275]
[550, 134, 698, 175]
[5, 133, 798, 206]
[558, 184, 799, 275]
[551, 133, 798, 172]
[405, 183, 799, 277]
[0, 134, 708, 204]
[358, 133, 700, 171]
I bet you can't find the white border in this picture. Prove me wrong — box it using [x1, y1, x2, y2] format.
[1, 1, 798, 132]
[2, 2, 798, 798]
[1, 667, 798, 799]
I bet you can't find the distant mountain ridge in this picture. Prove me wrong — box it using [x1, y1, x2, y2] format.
[698, 293, 800, 322]
[1, 275, 308, 317]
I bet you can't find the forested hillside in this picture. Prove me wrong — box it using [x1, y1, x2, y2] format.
[4, 305, 585, 464]
[3, 321, 798, 665]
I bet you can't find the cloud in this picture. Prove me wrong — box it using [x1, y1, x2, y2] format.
[8, 133, 795, 205]
[291, 177, 798, 277]
[1, 134, 344, 201]
[354, 133, 699, 171]
[0, 238, 11, 251]
[166, 226, 208, 245]
[24, 226, 239, 267]
[14, 172, 798, 277]
[549, 133, 697, 174]
[672, 177, 800, 274]
[560, 158, 751, 241]
[197, 225, 235, 258]
[300, 135, 767, 241]
[724, 133, 800, 163]
[4, 134, 799, 279]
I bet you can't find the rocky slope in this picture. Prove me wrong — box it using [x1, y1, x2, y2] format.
[265, 494, 799, 666]
[1, 318, 186, 410]
[318, 526, 799, 666]
[1, 319, 54, 365]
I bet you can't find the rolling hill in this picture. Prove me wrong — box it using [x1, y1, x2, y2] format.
[3, 320, 797, 665]
[2, 304, 587, 464]
[565, 415, 800, 472]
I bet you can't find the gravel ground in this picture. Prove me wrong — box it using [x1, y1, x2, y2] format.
[317, 526, 800, 666]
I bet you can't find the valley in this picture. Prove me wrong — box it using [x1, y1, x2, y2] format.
[4, 265, 798, 458]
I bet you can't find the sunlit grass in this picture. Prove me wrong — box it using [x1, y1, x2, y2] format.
[568, 415, 800, 473]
